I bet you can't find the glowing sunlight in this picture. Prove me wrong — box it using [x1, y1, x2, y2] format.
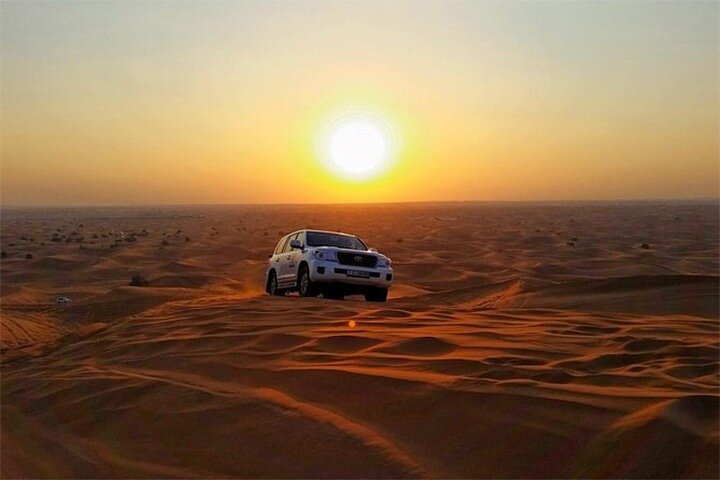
[316, 111, 398, 182]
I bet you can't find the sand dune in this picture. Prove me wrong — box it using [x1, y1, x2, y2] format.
[1, 202, 718, 478]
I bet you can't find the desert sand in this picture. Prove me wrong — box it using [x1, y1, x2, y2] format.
[1, 201, 718, 478]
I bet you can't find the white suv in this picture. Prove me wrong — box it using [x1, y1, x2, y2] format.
[265, 230, 393, 302]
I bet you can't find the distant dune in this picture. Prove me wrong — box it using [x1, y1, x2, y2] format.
[1, 202, 718, 478]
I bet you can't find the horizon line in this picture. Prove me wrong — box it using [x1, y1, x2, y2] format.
[1, 196, 718, 210]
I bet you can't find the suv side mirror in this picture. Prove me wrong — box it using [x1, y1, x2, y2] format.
[369, 248, 378, 252]
[289, 239, 303, 250]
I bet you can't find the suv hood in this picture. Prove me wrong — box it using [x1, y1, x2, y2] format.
[312, 245, 374, 254]
[310, 246, 389, 260]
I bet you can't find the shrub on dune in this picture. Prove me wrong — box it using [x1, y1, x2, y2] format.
[129, 274, 150, 287]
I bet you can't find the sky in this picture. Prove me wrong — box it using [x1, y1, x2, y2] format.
[1, 0, 718, 206]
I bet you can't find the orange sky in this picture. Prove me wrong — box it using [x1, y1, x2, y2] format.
[1, 1, 718, 206]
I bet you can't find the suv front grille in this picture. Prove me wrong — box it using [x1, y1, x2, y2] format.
[337, 252, 377, 268]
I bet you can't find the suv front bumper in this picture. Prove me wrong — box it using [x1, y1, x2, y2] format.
[308, 259, 393, 288]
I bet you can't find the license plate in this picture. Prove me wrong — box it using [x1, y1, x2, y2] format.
[347, 269, 370, 278]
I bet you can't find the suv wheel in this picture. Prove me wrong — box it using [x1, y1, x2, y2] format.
[365, 287, 388, 303]
[298, 265, 318, 297]
[268, 271, 284, 296]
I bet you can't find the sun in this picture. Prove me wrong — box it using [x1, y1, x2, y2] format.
[329, 120, 387, 175]
[318, 111, 396, 181]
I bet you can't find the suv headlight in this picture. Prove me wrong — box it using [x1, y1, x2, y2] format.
[313, 249, 338, 262]
[377, 257, 392, 267]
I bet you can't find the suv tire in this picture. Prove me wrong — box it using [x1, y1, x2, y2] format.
[298, 264, 319, 297]
[267, 271, 285, 296]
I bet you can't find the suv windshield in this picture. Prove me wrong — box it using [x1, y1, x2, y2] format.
[306, 231, 367, 250]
